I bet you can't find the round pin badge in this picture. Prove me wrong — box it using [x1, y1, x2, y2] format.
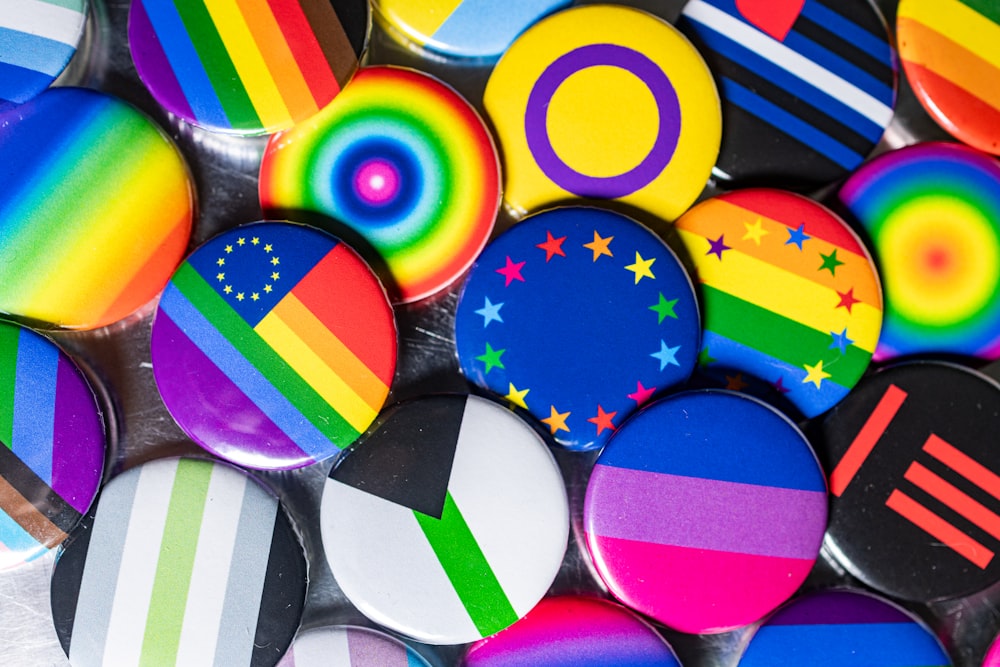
[583, 390, 828, 634]
[454, 207, 700, 451]
[321, 394, 569, 645]
[839, 142, 1000, 361]
[462, 596, 682, 667]
[986, 632, 1000, 666]
[372, 0, 570, 60]
[260, 65, 500, 303]
[678, 0, 896, 189]
[0, 0, 88, 111]
[50, 457, 306, 667]
[128, 0, 369, 135]
[151, 221, 397, 470]
[483, 4, 721, 220]
[0, 321, 104, 570]
[898, 0, 1000, 154]
[0, 87, 194, 330]
[675, 189, 882, 419]
[816, 361, 1000, 602]
[738, 589, 952, 666]
[276, 626, 432, 667]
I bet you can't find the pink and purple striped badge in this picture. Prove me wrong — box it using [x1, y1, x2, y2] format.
[583, 390, 827, 634]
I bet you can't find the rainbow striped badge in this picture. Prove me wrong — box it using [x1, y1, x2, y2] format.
[151, 222, 397, 471]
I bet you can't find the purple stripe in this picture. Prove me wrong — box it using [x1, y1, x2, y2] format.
[129, 0, 195, 121]
[347, 628, 408, 666]
[587, 465, 826, 559]
[50, 355, 104, 513]
[152, 310, 311, 464]
[768, 591, 912, 626]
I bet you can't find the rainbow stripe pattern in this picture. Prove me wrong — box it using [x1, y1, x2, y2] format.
[0, 0, 88, 109]
[463, 596, 682, 666]
[675, 189, 882, 418]
[0, 322, 104, 569]
[128, 0, 368, 135]
[260, 66, 500, 303]
[898, 0, 1000, 154]
[277, 626, 430, 667]
[839, 142, 1000, 361]
[583, 391, 827, 634]
[739, 590, 951, 665]
[0, 87, 193, 330]
[151, 222, 396, 470]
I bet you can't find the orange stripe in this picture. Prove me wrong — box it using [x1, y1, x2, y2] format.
[830, 384, 907, 497]
[675, 198, 881, 307]
[886, 489, 993, 569]
[233, 0, 318, 119]
[903, 59, 1000, 153]
[924, 434, 1000, 502]
[0, 474, 66, 547]
[271, 292, 389, 411]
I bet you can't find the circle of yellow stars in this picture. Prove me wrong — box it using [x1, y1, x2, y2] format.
[215, 236, 281, 303]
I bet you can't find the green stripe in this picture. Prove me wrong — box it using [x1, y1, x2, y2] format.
[413, 492, 519, 637]
[704, 284, 872, 386]
[170, 262, 360, 446]
[34, 0, 87, 12]
[961, 0, 1000, 25]
[171, 0, 261, 130]
[0, 326, 19, 449]
[139, 459, 213, 666]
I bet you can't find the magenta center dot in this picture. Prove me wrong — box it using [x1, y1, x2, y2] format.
[355, 160, 400, 204]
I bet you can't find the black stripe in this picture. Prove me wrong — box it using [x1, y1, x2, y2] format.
[333, 1, 369, 57]
[251, 509, 307, 667]
[49, 511, 97, 658]
[794, 14, 895, 85]
[0, 443, 81, 533]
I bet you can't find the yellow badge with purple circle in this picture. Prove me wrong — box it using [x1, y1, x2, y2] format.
[483, 5, 721, 220]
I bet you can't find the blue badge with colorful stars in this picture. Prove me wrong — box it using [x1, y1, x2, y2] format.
[455, 207, 700, 451]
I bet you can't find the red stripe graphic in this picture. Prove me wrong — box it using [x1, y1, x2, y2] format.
[903, 461, 1000, 542]
[830, 384, 908, 496]
[924, 434, 1000, 502]
[886, 489, 994, 569]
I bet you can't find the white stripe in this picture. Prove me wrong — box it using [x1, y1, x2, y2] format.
[320, 479, 478, 644]
[683, 0, 894, 126]
[448, 397, 568, 616]
[0, 0, 86, 46]
[173, 465, 247, 667]
[100, 459, 179, 667]
[290, 628, 352, 666]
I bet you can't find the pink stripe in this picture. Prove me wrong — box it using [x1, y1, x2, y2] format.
[585, 465, 826, 559]
[347, 628, 409, 666]
[585, 533, 815, 634]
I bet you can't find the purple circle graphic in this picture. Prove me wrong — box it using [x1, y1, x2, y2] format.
[524, 43, 682, 199]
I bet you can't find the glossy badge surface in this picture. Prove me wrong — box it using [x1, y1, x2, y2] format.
[583, 390, 827, 634]
[675, 189, 881, 418]
[321, 395, 568, 645]
[128, 0, 368, 135]
[738, 589, 952, 666]
[50, 457, 306, 667]
[839, 142, 1000, 361]
[0, 321, 104, 570]
[0, 0, 88, 110]
[483, 4, 720, 220]
[151, 221, 396, 470]
[260, 66, 500, 303]
[454, 207, 700, 451]
[898, 0, 1000, 154]
[372, 0, 570, 60]
[0, 87, 194, 330]
[277, 626, 431, 667]
[679, 0, 896, 189]
[816, 361, 1000, 602]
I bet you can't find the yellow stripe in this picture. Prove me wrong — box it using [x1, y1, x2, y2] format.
[678, 229, 881, 351]
[202, 0, 292, 129]
[899, 0, 1000, 71]
[255, 308, 377, 432]
[375, 0, 463, 38]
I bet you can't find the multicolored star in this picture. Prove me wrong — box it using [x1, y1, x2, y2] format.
[773, 376, 791, 394]
[698, 346, 717, 367]
[627, 380, 656, 405]
[476, 343, 505, 373]
[475, 297, 504, 327]
[725, 373, 749, 391]
[836, 287, 861, 312]
[496, 256, 526, 286]
[819, 249, 844, 275]
[785, 223, 811, 250]
[541, 405, 571, 434]
[802, 360, 831, 389]
[625, 252, 656, 283]
[743, 217, 769, 245]
[706, 234, 731, 260]
[829, 328, 854, 354]
[536, 231, 567, 262]
[649, 293, 678, 323]
[651, 340, 681, 370]
[588, 405, 617, 435]
[505, 383, 530, 410]
[583, 230, 614, 261]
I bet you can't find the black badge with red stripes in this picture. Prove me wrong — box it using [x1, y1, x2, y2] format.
[813, 360, 1000, 602]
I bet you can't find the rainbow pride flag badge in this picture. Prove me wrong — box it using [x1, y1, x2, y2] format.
[128, 0, 369, 135]
[0, 321, 104, 570]
[151, 221, 397, 471]
[675, 188, 882, 418]
[276, 626, 431, 667]
[583, 390, 827, 634]
[321, 395, 568, 645]
[0, 87, 194, 330]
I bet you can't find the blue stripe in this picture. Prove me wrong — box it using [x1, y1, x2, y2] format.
[0, 510, 43, 556]
[11, 330, 57, 484]
[801, 1, 893, 62]
[723, 77, 864, 169]
[782, 30, 894, 105]
[433, 0, 567, 57]
[0, 27, 77, 76]
[0, 60, 54, 105]
[741, 623, 950, 665]
[138, 0, 229, 129]
[158, 284, 332, 460]
[687, 20, 885, 142]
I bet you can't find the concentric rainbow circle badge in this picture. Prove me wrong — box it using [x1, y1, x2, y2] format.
[839, 142, 1000, 360]
[260, 65, 501, 303]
